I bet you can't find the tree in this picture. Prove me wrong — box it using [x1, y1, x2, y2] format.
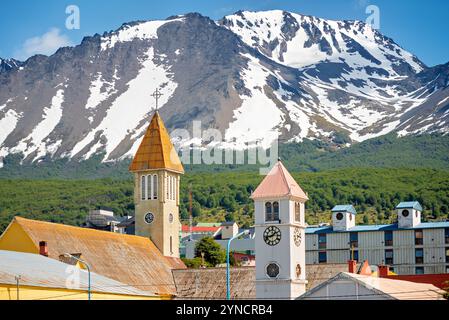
[181, 257, 203, 269]
[195, 237, 226, 267]
[363, 215, 369, 224]
[225, 211, 235, 222]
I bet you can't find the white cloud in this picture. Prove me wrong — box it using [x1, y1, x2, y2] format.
[14, 28, 72, 60]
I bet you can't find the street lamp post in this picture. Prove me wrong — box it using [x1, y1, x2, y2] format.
[226, 230, 250, 300]
[63, 253, 92, 300]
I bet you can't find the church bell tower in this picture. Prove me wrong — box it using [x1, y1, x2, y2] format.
[251, 160, 308, 299]
[129, 99, 184, 258]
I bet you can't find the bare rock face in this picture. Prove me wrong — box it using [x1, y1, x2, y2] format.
[0, 10, 448, 166]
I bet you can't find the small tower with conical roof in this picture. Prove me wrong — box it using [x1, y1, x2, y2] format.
[251, 160, 308, 299]
[129, 111, 184, 258]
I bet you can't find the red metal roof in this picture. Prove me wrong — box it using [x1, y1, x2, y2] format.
[181, 225, 221, 233]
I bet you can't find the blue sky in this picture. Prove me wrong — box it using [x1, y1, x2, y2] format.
[1, 0, 447, 66]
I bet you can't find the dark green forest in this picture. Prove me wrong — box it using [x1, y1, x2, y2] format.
[0, 133, 448, 179]
[0, 133, 448, 232]
[0, 167, 448, 233]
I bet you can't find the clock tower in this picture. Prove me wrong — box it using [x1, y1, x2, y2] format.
[251, 160, 308, 299]
[129, 110, 184, 258]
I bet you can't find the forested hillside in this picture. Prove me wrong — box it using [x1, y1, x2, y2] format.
[1, 168, 448, 232]
[0, 134, 447, 179]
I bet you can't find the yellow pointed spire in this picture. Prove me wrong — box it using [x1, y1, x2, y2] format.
[129, 112, 184, 173]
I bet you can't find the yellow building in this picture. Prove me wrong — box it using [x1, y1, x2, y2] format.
[0, 217, 178, 299]
[0, 250, 160, 300]
[129, 111, 184, 258]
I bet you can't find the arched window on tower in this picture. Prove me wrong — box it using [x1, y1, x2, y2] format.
[169, 176, 173, 200]
[265, 202, 273, 222]
[148, 175, 153, 200]
[295, 202, 301, 222]
[166, 176, 169, 199]
[141, 175, 146, 201]
[170, 236, 173, 255]
[153, 174, 158, 199]
[273, 202, 279, 221]
[174, 176, 177, 203]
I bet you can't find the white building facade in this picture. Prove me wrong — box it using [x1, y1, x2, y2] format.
[252, 161, 308, 300]
[305, 202, 449, 275]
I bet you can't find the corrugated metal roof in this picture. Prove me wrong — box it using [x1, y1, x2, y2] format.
[331, 205, 357, 215]
[172, 264, 349, 299]
[129, 111, 184, 173]
[0, 250, 154, 297]
[12, 217, 177, 296]
[395, 201, 423, 211]
[306, 221, 449, 234]
[299, 272, 445, 300]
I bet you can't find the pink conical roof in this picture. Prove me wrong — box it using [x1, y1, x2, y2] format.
[251, 161, 308, 200]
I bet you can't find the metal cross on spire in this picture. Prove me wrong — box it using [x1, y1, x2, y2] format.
[151, 87, 163, 111]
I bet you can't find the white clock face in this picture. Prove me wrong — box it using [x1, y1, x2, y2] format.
[293, 227, 302, 247]
[144, 212, 154, 224]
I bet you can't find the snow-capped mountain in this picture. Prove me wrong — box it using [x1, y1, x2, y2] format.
[0, 11, 448, 166]
[0, 58, 23, 73]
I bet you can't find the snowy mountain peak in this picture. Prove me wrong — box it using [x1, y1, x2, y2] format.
[0, 11, 447, 166]
[0, 58, 23, 73]
[220, 10, 424, 75]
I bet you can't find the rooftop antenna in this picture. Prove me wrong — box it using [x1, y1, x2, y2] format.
[151, 87, 163, 111]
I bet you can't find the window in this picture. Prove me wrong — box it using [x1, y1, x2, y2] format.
[148, 175, 153, 200]
[445, 228, 449, 245]
[385, 249, 393, 265]
[446, 266, 449, 274]
[171, 176, 174, 200]
[402, 209, 409, 217]
[336, 212, 344, 221]
[265, 202, 273, 222]
[173, 177, 178, 201]
[415, 267, 424, 275]
[350, 232, 358, 248]
[415, 248, 424, 264]
[170, 236, 173, 254]
[318, 234, 327, 249]
[166, 176, 169, 199]
[415, 229, 423, 245]
[319, 251, 327, 264]
[273, 202, 280, 221]
[384, 231, 393, 246]
[169, 176, 173, 200]
[141, 175, 146, 201]
[153, 175, 158, 199]
[265, 202, 279, 222]
[173, 176, 177, 202]
[295, 202, 301, 222]
[446, 248, 449, 263]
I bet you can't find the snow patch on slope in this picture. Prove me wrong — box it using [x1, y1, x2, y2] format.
[85, 73, 117, 110]
[224, 53, 283, 149]
[101, 18, 185, 50]
[71, 48, 178, 160]
[11, 89, 65, 159]
[0, 109, 21, 146]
